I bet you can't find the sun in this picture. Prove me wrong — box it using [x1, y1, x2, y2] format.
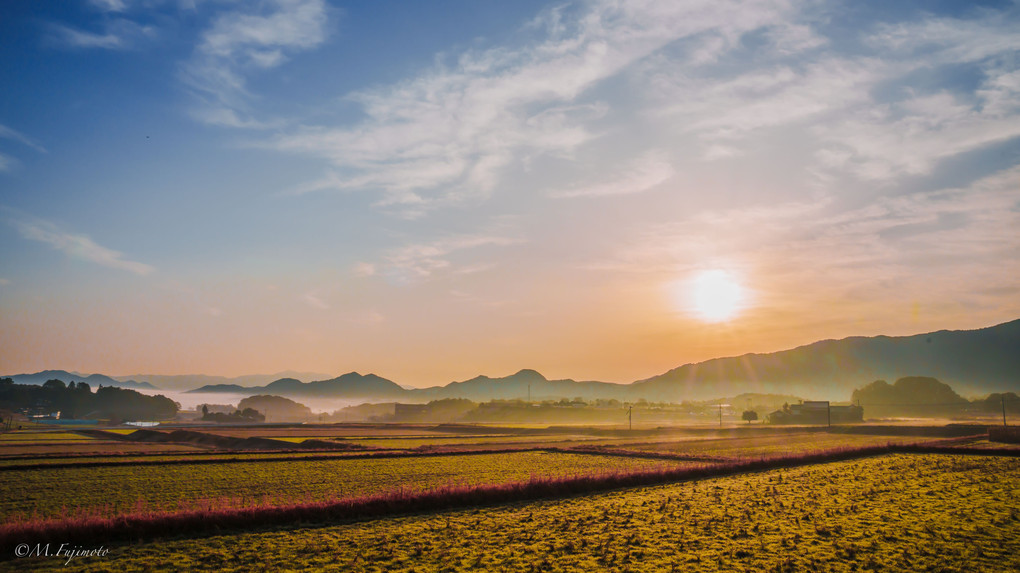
[685, 269, 747, 323]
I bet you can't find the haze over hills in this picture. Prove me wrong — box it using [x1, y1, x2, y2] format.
[5, 370, 157, 391]
[111, 371, 333, 391]
[184, 319, 1020, 403]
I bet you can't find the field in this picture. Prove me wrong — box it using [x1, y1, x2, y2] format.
[0, 422, 1016, 571]
[3, 453, 1018, 572]
[0, 450, 695, 520]
[624, 431, 926, 459]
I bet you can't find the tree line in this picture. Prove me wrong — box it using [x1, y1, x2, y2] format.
[0, 378, 178, 422]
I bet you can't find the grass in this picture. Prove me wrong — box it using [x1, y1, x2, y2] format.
[4, 452, 1018, 572]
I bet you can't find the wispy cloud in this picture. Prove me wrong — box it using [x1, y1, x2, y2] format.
[0, 124, 47, 153]
[274, 0, 794, 213]
[0, 153, 17, 173]
[815, 72, 1020, 180]
[551, 151, 675, 198]
[47, 19, 155, 51]
[816, 10, 1020, 180]
[302, 292, 330, 309]
[182, 0, 330, 128]
[591, 163, 1020, 316]
[351, 262, 376, 278]
[658, 58, 884, 143]
[8, 214, 155, 276]
[375, 233, 524, 283]
[89, 0, 128, 12]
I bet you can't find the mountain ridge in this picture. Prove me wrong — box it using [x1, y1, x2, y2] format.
[11, 319, 1019, 403]
[5, 370, 158, 390]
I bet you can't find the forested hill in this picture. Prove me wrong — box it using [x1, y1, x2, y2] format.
[631, 319, 1020, 401]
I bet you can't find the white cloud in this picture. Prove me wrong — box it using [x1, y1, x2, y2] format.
[274, 0, 795, 212]
[551, 150, 674, 198]
[9, 216, 155, 276]
[182, 0, 330, 127]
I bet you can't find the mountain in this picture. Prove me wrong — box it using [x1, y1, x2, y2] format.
[113, 371, 332, 391]
[5, 370, 158, 390]
[409, 369, 631, 402]
[20, 319, 1019, 404]
[631, 319, 1020, 401]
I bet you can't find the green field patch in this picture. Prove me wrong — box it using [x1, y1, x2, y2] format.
[17, 453, 1015, 572]
[0, 432, 96, 442]
[0, 451, 694, 521]
[346, 435, 600, 449]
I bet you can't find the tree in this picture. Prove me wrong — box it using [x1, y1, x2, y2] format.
[742, 410, 758, 424]
[202, 404, 209, 417]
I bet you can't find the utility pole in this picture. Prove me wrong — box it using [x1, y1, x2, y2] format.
[628, 405, 632, 431]
[719, 404, 722, 428]
[528, 384, 531, 404]
[827, 401, 831, 428]
[1003, 395, 1008, 427]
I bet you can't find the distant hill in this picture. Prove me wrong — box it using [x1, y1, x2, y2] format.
[409, 369, 632, 402]
[851, 376, 968, 418]
[113, 371, 331, 391]
[631, 319, 1020, 401]
[237, 395, 314, 422]
[188, 372, 408, 399]
[5, 370, 158, 390]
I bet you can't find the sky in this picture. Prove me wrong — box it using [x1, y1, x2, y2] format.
[1, 0, 1019, 387]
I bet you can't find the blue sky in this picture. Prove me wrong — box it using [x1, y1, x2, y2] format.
[2, 0, 1019, 385]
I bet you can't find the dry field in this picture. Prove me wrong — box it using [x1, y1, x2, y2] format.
[4, 453, 1018, 572]
[0, 450, 695, 521]
[0, 423, 1014, 572]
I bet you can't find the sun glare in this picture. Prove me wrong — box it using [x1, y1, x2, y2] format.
[686, 269, 746, 323]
